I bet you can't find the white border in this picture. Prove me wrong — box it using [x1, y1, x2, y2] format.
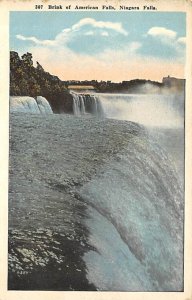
[0, 1, 191, 299]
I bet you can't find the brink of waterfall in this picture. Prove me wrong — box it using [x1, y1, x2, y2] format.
[71, 92, 105, 117]
[10, 96, 53, 114]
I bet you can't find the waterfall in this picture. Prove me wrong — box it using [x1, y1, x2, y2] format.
[80, 128, 184, 291]
[72, 93, 81, 116]
[10, 96, 53, 114]
[36, 96, 53, 114]
[9, 95, 184, 291]
[71, 92, 104, 117]
[96, 93, 184, 128]
[80, 95, 86, 114]
[71, 91, 184, 125]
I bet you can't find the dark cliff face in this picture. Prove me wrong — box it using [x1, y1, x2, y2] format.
[44, 92, 73, 114]
[10, 51, 73, 114]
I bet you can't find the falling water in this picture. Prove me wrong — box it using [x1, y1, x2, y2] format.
[71, 92, 104, 117]
[80, 128, 184, 291]
[10, 96, 53, 114]
[77, 92, 184, 291]
[8, 91, 184, 291]
[96, 93, 184, 128]
[80, 95, 86, 114]
[72, 93, 81, 116]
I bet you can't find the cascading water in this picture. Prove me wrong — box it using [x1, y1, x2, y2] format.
[80, 95, 86, 114]
[10, 96, 53, 114]
[71, 92, 104, 117]
[96, 93, 184, 128]
[80, 136, 183, 290]
[76, 92, 184, 291]
[72, 93, 82, 116]
[8, 91, 184, 291]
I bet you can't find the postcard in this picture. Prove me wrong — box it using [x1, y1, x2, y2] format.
[0, 0, 192, 299]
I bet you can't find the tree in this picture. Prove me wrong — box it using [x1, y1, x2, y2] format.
[36, 61, 44, 72]
[21, 52, 33, 68]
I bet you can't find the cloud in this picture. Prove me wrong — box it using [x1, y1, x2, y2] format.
[70, 18, 128, 36]
[128, 42, 141, 52]
[146, 27, 186, 48]
[147, 27, 177, 39]
[16, 34, 54, 46]
[84, 30, 109, 37]
[101, 31, 109, 37]
[177, 37, 186, 45]
[84, 31, 94, 36]
[144, 26, 186, 60]
[147, 27, 177, 40]
[16, 17, 128, 48]
[15, 21, 185, 82]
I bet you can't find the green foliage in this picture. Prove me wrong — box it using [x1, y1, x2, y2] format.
[10, 51, 69, 99]
[21, 52, 33, 68]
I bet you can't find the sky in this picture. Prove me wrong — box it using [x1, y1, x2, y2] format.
[10, 12, 186, 82]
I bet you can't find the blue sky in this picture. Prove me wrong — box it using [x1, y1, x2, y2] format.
[10, 12, 186, 81]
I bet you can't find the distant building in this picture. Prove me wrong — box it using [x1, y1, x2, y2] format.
[162, 76, 185, 90]
[68, 85, 96, 92]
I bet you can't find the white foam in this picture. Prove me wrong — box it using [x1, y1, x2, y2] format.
[36, 96, 53, 114]
[10, 96, 53, 114]
[80, 130, 183, 291]
[97, 93, 184, 128]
